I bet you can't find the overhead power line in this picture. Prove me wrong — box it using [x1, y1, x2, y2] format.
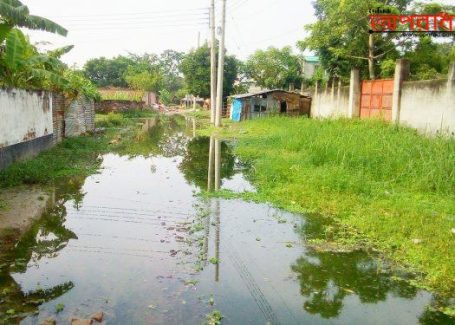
[59, 12, 209, 23]
[50, 7, 209, 19]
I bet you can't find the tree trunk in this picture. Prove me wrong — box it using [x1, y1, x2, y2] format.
[368, 33, 376, 80]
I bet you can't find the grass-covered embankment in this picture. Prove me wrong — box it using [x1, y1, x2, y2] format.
[0, 111, 157, 188]
[205, 116, 455, 296]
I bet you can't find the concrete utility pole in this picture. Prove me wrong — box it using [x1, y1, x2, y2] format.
[210, 0, 216, 124]
[215, 0, 226, 127]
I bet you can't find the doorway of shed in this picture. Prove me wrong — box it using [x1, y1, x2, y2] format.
[280, 101, 287, 113]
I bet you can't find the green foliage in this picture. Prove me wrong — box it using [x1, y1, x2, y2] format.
[0, 135, 109, 188]
[405, 37, 452, 80]
[0, 0, 98, 98]
[63, 70, 100, 100]
[55, 303, 65, 313]
[246, 46, 302, 89]
[0, 0, 67, 39]
[84, 51, 185, 99]
[205, 310, 223, 325]
[125, 70, 163, 92]
[83, 56, 134, 87]
[159, 89, 172, 105]
[212, 116, 455, 295]
[180, 43, 238, 98]
[100, 89, 144, 101]
[380, 59, 396, 78]
[299, 0, 409, 79]
[95, 112, 125, 128]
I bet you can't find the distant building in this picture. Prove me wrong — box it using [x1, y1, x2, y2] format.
[230, 89, 311, 122]
[302, 56, 320, 79]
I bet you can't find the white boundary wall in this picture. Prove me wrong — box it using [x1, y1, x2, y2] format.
[0, 89, 53, 148]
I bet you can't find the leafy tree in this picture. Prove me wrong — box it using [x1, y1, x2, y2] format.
[180, 43, 238, 98]
[159, 49, 184, 93]
[246, 46, 302, 89]
[83, 56, 134, 87]
[299, 0, 411, 80]
[123, 53, 164, 92]
[84, 51, 185, 101]
[125, 70, 163, 92]
[405, 37, 453, 80]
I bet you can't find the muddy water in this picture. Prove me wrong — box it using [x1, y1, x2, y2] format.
[0, 116, 452, 324]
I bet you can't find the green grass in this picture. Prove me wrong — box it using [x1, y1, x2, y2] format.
[0, 111, 159, 188]
[203, 116, 455, 296]
[96, 112, 125, 127]
[96, 111, 157, 128]
[0, 199, 6, 211]
[0, 135, 109, 188]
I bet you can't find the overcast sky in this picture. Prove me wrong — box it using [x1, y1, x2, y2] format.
[23, 0, 316, 67]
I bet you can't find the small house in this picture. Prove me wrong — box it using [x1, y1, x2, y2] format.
[230, 90, 311, 122]
[302, 56, 321, 79]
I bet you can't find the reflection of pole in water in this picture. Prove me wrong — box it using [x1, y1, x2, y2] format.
[192, 118, 196, 138]
[215, 199, 220, 282]
[207, 136, 215, 191]
[214, 138, 221, 191]
[202, 200, 211, 265]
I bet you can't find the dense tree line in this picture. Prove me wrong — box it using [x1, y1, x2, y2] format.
[300, 0, 455, 81]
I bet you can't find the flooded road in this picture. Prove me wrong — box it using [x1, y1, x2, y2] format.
[0, 116, 452, 324]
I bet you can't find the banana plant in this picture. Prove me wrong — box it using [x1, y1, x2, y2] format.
[0, 0, 67, 42]
[1, 32, 69, 90]
[0, 0, 68, 89]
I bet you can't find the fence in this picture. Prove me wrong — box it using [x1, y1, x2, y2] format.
[0, 89, 95, 170]
[312, 60, 455, 136]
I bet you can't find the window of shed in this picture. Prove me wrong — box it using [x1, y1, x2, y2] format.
[254, 105, 260, 112]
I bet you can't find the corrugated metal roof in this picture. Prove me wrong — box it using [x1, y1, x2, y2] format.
[231, 89, 297, 99]
[304, 56, 320, 63]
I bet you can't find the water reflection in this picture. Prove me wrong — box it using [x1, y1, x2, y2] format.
[0, 179, 85, 323]
[0, 115, 452, 324]
[180, 136, 235, 190]
[291, 214, 451, 324]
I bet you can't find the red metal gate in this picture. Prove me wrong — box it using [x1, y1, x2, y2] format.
[360, 79, 394, 121]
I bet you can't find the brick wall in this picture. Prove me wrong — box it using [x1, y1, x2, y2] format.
[65, 96, 96, 137]
[52, 93, 65, 144]
[95, 100, 145, 113]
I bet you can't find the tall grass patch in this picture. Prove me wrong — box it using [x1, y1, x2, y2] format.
[218, 116, 455, 295]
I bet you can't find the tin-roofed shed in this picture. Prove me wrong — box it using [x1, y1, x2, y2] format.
[230, 90, 311, 122]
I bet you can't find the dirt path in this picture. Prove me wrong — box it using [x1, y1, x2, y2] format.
[0, 186, 52, 249]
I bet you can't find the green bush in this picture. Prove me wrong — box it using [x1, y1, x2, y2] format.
[96, 112, 124, 127]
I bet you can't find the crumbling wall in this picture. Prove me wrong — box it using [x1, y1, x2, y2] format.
[95, 100, 145, 113]
[65, 96, 95, 137]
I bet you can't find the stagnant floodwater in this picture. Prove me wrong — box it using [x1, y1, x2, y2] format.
[0, 116, 452, 324]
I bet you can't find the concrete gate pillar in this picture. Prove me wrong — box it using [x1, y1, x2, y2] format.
[348, 68, 361, 118]
[448, 62, 455, 90]
[392, 59, 410, 123]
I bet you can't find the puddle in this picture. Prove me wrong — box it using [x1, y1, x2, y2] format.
[0, 116, 452, 324]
